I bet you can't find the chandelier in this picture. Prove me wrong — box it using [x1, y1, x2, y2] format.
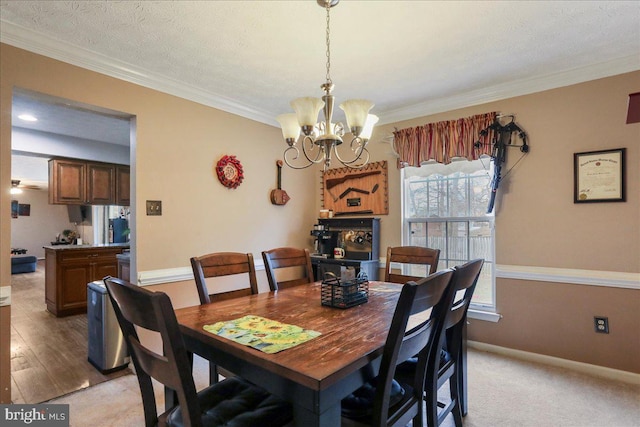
[276, 0, 378, 171]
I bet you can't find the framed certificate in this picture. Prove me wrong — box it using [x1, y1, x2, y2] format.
[574, 148, 626, 203]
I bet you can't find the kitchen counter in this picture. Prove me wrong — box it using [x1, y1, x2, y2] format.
[43, 243, 130, 251]
[44, 244, 128, 316]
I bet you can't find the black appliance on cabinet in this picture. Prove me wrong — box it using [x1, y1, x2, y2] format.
[310, 217, 380, 280]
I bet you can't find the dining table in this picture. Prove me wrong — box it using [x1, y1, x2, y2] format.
[174, 280, 403, 427]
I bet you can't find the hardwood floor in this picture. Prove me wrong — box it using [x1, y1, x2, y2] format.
[10, 260, 130, 403]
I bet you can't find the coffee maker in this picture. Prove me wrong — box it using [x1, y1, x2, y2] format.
[311, 224, 339, 258]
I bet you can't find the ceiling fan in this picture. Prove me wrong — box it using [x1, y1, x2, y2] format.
[11, 179, 41, 194]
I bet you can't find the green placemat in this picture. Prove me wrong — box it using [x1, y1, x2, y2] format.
[203, 315, 321, 354]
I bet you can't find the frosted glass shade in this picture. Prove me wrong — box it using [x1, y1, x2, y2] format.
[291, 97, 325, 127]
[339, 99, 374, 131]
[360, 114, 379, 141]
[276, 113, 301, 140]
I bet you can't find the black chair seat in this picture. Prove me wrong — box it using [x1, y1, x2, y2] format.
[397, 349, 452, 375]
[341, 378, 407, 420]
[167, 377, 293, 427]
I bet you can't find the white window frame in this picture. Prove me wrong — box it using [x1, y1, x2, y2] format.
[400, 161, 498, 317]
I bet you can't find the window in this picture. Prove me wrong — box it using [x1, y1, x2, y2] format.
[401, 158, 495, 309]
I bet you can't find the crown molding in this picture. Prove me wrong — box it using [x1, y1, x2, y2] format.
[0, 21, 275, 126]
[3, 20, 639, 129]
[379, 55, 640, 125]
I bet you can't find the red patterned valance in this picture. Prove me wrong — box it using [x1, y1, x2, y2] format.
[392, 112, 496, 168]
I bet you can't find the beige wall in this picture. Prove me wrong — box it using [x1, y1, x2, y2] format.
[368, 71, 640, 373]
[1, 43, 638, 402]
[10, 188, 77, 259]
[0, 43, 318, 402]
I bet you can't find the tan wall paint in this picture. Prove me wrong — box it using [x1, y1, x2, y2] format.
[0, 43, 317, 402]
[472, 279, 640, 372]
[367, 71, 640, 373]
[1, 43, 638, 402]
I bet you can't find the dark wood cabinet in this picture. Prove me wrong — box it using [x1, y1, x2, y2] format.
[117, 252, 131, 282]
[48, 158, 87, 204]
[116, 165, 131, 206]
[48, 158, 130, 206]
[45, 246, 126, 317]
[86, 162, 116, 204]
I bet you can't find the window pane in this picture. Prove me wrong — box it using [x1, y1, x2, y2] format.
[472, 262, 493, 305]
[403, 159, 495, 309]
[470, 220, 492, 261]
[427, 222, 445, 254]
[470, 174, 491, 216]
[409, 222, 426, 247]
[429, 178, 447, 217]
[447, 221, 468, 263]
[407, 181, 427, 217]
[447, 174, 468, 217]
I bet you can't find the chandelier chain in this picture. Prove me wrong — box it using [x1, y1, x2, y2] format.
[325, 1, 332, 85]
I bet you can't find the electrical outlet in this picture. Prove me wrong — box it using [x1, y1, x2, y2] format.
[146, 200, 162, 216]
[594, 316, 609, 334]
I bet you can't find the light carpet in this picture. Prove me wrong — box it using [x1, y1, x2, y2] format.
[47, 349, 640, 427]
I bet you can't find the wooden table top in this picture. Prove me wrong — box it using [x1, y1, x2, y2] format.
[175, 281, 403, 391]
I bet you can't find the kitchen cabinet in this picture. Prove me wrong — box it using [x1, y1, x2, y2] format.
[48, 158, 130, 206]
[48, 158, 86, 204]
[86, 162, 115, 204]
[45, 245, 127, 317]
[116, 165, 131, 206]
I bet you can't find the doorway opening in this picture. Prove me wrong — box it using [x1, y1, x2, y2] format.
[10, 88, 135, 403]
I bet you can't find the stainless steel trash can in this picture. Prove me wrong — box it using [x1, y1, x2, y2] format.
[87, 280, 129, 373]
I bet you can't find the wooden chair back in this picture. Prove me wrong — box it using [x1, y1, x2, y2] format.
[385, 246, 441, 283]
[261, 247, 314, 291]
[395, 258, 485, 427]
[190, 252, 258, 304]
[432, 258, 484, 427]
[103, 276, 203, 427]
[361, 269, 455, 427]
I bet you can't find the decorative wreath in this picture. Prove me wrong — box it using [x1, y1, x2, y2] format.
[216, 155, 244, 189]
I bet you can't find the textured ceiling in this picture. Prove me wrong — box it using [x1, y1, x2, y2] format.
[2, 1, 639, 185]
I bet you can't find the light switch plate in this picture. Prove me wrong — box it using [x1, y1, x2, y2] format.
[146, 200, 162, 216]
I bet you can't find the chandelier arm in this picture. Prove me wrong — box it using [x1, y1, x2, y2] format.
[283, 146, 314, 170]
[335, 145, 370, 167]
[283, 136, 327, 169]
[300, 135, 326, 164]
[333, 136, 369, 166]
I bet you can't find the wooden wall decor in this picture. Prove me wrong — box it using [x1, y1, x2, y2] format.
[322, 161, 388, 215]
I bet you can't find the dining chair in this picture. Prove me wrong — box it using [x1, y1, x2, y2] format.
[190, 252, 259, 304]
[384, 246, 441, 284]
[396, 258, 484, 427]
[341, 269, 456, 427]
[103, 276, 293, 427]
[190, 251, 259, 384]
[261, 247, 314, 291]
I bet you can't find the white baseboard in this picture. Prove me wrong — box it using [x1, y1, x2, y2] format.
[468, 341, 640, 385]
